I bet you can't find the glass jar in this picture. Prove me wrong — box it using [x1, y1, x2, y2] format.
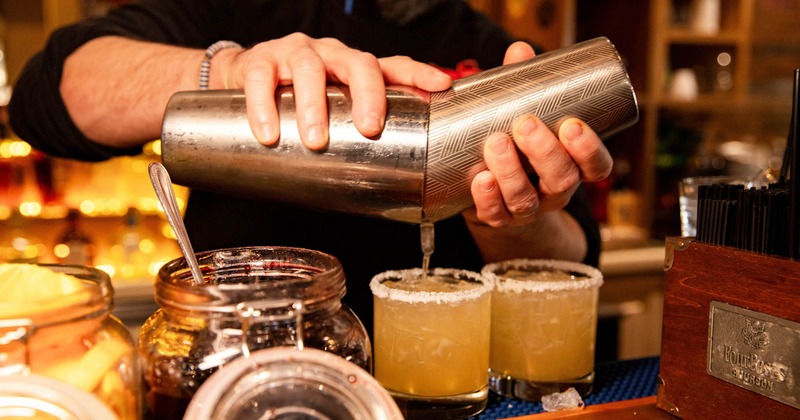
[0, 263, 142, 420]
[139, 246, 372, 420]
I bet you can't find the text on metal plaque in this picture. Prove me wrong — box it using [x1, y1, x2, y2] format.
[707, 301, 798, 409]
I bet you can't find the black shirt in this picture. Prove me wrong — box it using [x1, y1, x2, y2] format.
[8, 0, 600, 335]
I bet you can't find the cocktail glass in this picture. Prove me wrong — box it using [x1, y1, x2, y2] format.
[481, 259, 603, 401]
[370, 267, 492, 418]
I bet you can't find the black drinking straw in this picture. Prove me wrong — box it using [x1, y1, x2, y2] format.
[781, 97, 795, 184]
[789, 69, 799, 259]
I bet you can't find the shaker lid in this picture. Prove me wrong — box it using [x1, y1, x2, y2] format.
[185, 347, 402, 420]
[0, 374, 117, 420]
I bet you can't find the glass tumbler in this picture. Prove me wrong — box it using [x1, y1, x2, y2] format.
[481, 259, 603, 401]
[370, 267, 492, 418]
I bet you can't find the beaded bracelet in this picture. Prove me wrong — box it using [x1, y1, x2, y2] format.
[199, 40, 242, 90]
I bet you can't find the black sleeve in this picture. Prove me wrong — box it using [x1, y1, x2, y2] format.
[7, 22, 144, 162]
[7, 0, 228, 162]
[373, 0, 543, 69]
[565, 185, 602, 268]
[340, 0, 519, 71]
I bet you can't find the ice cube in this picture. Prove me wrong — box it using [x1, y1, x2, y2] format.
[541, 387, 584, 412]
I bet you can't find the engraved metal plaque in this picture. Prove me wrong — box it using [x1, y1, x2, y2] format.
[707, 301, 799, 409]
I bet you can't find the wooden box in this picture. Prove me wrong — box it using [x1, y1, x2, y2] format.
[657, 238, 800, 417]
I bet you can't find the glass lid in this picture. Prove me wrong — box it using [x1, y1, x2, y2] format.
[185, 347, 401, 420]
[0, 374, 117, 420]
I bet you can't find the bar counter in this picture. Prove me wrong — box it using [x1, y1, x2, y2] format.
[477, 356, 663, 419]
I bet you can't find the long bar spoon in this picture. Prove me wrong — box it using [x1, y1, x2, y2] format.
[148, 162, 204, 286]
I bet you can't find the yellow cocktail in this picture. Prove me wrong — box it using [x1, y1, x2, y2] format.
[482, 259, 603, 401]
[370, 267, 492, 418]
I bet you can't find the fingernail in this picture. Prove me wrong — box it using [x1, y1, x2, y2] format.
[479, 175, 496, 192]
[434, 70, 452, 83]
[518, 116, 537, 137]
[564, 121, 584, 143]
[257, 124, 278, 144]
[306, 126, 327, 148]
[489, 134, 509, 156]
[361, 114, 384, 135]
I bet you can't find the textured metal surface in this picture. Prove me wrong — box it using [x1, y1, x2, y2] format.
[424, 37, 639, 222]
[161, 37, 638, 224]
[161, 86, 430, 223]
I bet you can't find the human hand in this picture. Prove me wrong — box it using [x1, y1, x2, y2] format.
[463, 42, 613, 228]
[216, 33, 452, 150]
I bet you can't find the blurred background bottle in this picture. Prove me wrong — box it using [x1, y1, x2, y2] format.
[605, 159, 646, 245]
[53, 208, 94, 266]
[110, 208, 157, 281]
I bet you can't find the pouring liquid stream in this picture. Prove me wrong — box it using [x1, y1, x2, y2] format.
[420, 221, 435, 281]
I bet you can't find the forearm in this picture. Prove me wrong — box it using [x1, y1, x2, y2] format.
[466, 210, 588, 264]
[60, 36, 205, 148]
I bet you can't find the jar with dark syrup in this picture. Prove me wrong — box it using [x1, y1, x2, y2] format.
[138, 246, 372, 419]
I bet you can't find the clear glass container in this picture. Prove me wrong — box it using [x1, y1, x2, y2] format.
[139, 246, 372, 420]
[0, 263, 142, 420]
[184, 347, 401, 420]
[0, 374, 118, 420]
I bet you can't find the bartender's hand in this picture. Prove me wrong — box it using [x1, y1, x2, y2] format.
[214, 33, 452, 150]
[467, 114, 611, 225]
[463, 42, 613, 262]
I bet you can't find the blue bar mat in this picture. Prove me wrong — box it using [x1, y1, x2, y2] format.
[475, 356, 660, 419]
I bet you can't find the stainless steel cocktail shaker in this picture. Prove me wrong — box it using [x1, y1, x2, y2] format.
[161, 37, 638, 223]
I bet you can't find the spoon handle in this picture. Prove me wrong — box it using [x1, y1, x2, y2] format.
[148, 162, 204, 285]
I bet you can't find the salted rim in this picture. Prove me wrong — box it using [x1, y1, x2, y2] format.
[369, 267, 492, 304]
[481, 259, 603, 294]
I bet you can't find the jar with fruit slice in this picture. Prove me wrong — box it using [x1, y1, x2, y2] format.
[0, 263, 141, 420]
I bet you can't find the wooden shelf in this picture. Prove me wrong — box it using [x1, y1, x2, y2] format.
[657, 94, 747, 110]
[666, 30, 743, 44]
[573, 0, 764, 240]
